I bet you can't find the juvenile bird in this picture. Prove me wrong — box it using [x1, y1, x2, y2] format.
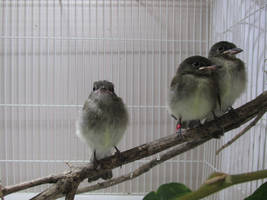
[76, 80, 128, 180]
[208, 41, 246, 116]
[168, 56, 219, 134]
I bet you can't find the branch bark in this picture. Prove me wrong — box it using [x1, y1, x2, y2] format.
[216, 110, 266, 154]
[177, 169, 267, 200]
[1, 91, 266, 200]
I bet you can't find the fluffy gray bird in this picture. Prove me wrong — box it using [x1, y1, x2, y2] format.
[208, 41, 246, 116]
[168, 56, 219, 134]
[76, 80, 128, 180]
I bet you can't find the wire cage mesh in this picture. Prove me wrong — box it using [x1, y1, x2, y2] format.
[0, 0, 266, 199]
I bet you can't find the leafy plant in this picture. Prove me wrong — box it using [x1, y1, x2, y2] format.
[143, 183, 192, 200]
[245, 182, 267, 200]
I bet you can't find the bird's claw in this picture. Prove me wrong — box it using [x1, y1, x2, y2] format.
[92, 150, 101, 170]
[227, 106, 240, 119]
[212, 112, 224, 138]
[114, 146, 125, 168]
[175, 124, 185, 138]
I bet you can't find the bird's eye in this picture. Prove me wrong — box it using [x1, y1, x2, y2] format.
[218, 47, 224, 52]
[192, 62, 200, 68]
[93, 86, 96, 91]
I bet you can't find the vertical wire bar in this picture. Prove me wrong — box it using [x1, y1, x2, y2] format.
[251, 2, 257, 192]
[262, 5, 267, 173]
[117, 1, 122, 191]
[164, 0, 168, 184]
[130, 0, 135, 193]
[158, 0, 162, 187]
[240, 0, 246, 196]
[17, 0, 23, 185]
[103, 0, 106, 80]
[30, 0, 34, 187]
[243, 0, 249, 195]
[255, 4, 262, 188]
[81, 0, 85, 165]
[61, 0, 66, 174]
[53, 0, 57, 176]
[38, 0, 43, 191]
[112, 0, 119, 193]
[10, 0, 15, 185]
[248, 0, 255, 194]
[25, 0, 30, 188]
[184, 0, 189, 185]
[87, 0, 91, 161]
[178, 0, 182, 183]
[46, 0, 51, 181]
[150, 0, 155, 192]
[15, 0, 20, 185]
[74, 0, 78, 168]
[96, 0, 99, 79]
[3, 0, 9, 185]
[171, 0, 175, 183]
[195, 0, 200, 189]
[189, 0, 196, 189]
[122, 0, 128, 194]
[110, 0, 113, 82]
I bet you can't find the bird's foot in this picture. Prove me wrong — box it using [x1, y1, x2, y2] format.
[227, 106, 240, 119]
[88, 150, 102, 182]
[175, 123, 184, 138]
[212, 112, 224, 139]
[114, 146, 126, 168]
[92, 150, 101, 170]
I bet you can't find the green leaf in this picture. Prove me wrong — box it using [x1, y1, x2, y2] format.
[143, 182, 192, 200]
[245, 182, 267, 200]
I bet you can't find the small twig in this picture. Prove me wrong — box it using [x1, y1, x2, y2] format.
[216, 110, 266, 155]
[177, 169, 267, 200]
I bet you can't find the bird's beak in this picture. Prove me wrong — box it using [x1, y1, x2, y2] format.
[222, 47, 243, 55]
[199, 65, 217, 71]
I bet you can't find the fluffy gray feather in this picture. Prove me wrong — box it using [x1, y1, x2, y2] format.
[76, 80, 128, 179]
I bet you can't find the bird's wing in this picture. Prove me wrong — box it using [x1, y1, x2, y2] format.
[212, 75, 222, 110]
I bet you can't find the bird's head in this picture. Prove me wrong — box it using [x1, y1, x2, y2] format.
[89, 80, 117, 103]
[177, 56, 218, 76]
[208, 41, 243, 58]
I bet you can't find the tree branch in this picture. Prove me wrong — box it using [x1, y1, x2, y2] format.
[177, 169, 267, 200]
[216, 110, 266, 154]
[1, 91, 266, 199]
[54, 137, 208, 199]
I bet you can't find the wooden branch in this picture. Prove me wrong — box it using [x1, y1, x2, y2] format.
[1, 91, 266, 199]
[216, 110, 266, 154]
[54, 137, 208, 199]
[177, 169, 267, 200]
[1, 174, 69, 198]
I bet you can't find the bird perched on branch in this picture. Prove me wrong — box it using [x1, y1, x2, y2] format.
[168, 56, 220, 135]
[76, 80, 128, 180]
[208, 41, 246, 116]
